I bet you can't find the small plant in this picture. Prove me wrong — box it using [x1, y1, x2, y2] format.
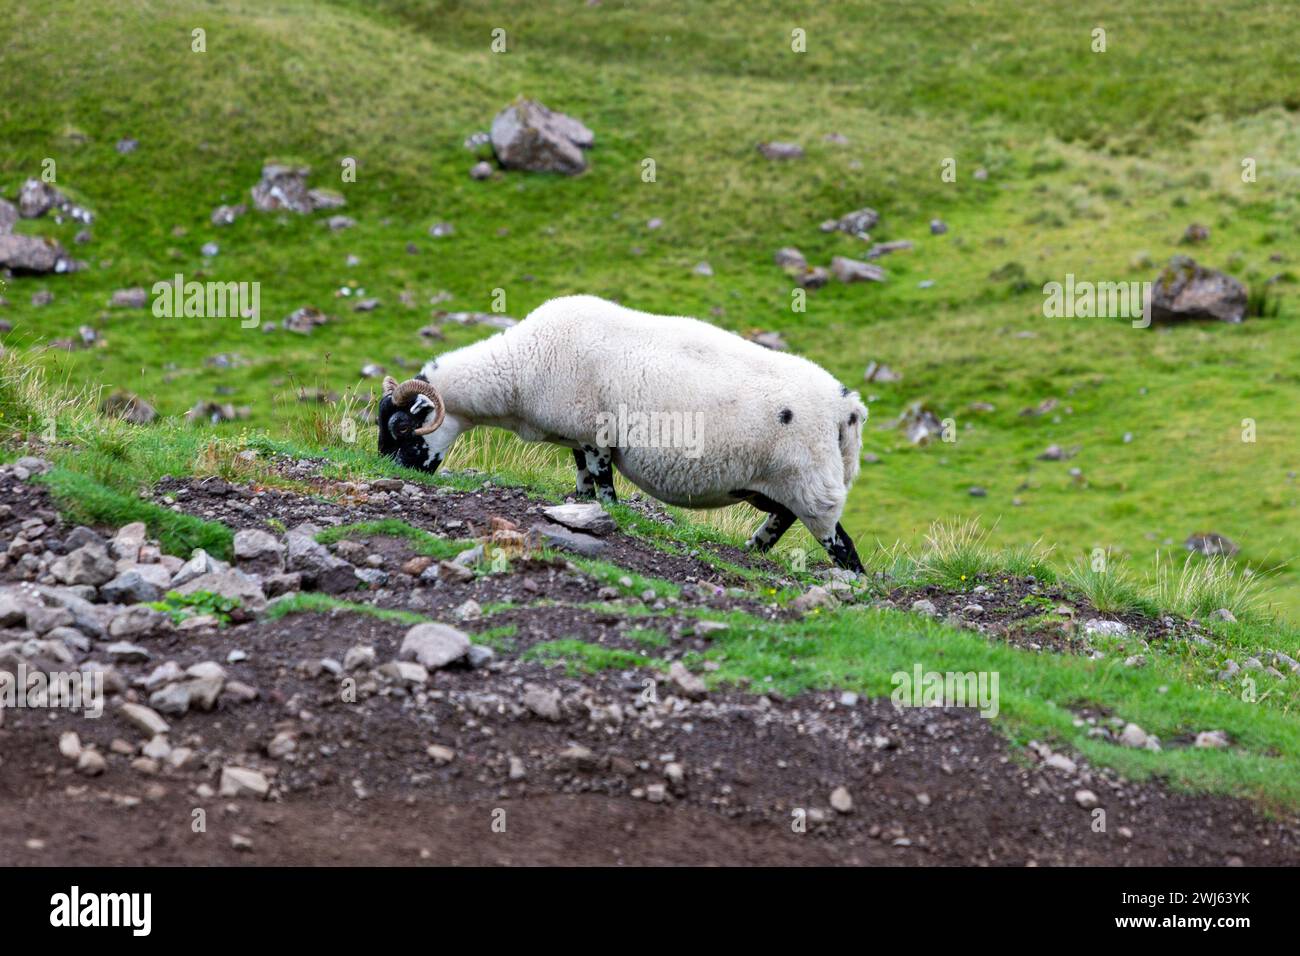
[148, 589, 242, 626]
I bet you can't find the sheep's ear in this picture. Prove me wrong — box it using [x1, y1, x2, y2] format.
[382, 376, 399, 399]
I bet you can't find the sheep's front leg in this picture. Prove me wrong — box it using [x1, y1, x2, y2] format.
[572, 449, 595, 499]
[581, 444, 617, 503]
[799, 510, 865, 575]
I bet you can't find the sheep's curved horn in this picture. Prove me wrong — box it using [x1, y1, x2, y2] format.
[391, 379, 445, 435]
[382, 376, 399, 398]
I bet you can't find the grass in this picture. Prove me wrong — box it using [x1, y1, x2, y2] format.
[523, 638, 663, 676]
[0, 0, 1295, 615]
[315, 519, 475, 560]
[263, 591, 430, 625]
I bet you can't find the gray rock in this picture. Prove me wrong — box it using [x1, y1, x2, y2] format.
[400, 622, 471, 670]
[170, 548, 229, 587]
[490, 98, 593, 175]
[100, 566, 171, 604]
[757, 141, 804, 161]
[50, 544, 116, 587]
[523, 684, 562, 721]
[1184, 532, 1238, 557]
[910, 599, 938, 615]
[830, 786, 853, 813]
[109, 287, 148, 309]
[790, 586, 835, 614]
[25, 604, 74, 635]
[1195, 730, 1230, 749]
[830, 208, 879, 236]
[668, 661, 706, 700]
[120, 702, 170, 737]
[220, 765, 270, 798]
[543, 502, 616, 536]
[530, 522, 605, 557]
[149, 682, 191, 716]
[174, 568, 267, 611]
[233, 528, 285, 574]
[467, 644, 495, 668]
[108, 604, 169, 639]
[285, 529, 357, 593]
[1149, 256, 1247, 324]
[1084, 619, 1129, 638]
[832, 256, 886, 283]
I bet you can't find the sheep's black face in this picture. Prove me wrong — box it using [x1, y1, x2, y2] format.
[378, 395, 443, 473]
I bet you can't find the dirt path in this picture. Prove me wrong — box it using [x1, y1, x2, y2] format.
[0, 460, 1295, 865]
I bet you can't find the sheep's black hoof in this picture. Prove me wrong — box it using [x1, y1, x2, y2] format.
[825, 523, 865, 575]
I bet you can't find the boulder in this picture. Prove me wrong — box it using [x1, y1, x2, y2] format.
[530, 522, 606, 557]
[1149, 256, 1247, 324]
[109, 604, 170, 639]
[174, 568, 267, 611]
[233, 528, 285, 575]
[0, 234, 78, 274]
[400, 622, 471, 670]
[542, 502, 616, 536]
[171, 548, 228, 587]
[285, 529, 357, 593]
[50, 544, 116, 587]
[490, 99, 593, 175]
[832, 256, 886, 283]
[99, 565, 172, 604]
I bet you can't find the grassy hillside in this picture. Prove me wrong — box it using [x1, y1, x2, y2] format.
[0, 0, 1297, 612]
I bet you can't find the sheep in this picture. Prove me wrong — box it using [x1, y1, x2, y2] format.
[377, 294, 868, 572]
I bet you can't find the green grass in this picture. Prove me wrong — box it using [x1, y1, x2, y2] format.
[523, 638, 662, 676]
[2, 0, 1296, 614]
[700, 605, 1300, 808]
[37, 466, 234, 559]
[263, 591, 429, 625]
[315, 519, 475, 560]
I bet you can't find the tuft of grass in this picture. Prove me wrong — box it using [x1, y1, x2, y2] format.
[523, 638, 661, 676]
[263, 591, 428, 625]
[315, 519, 475, 560]
[1151, 550, 1275, 621]
[1063, 553, 1157, 616]
[37, 467, 233, 559]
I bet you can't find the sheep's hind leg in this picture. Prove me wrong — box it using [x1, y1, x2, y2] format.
[733, 490, 797, 553]
[582, 444, 617, 504]
[572, 449, 596, 499]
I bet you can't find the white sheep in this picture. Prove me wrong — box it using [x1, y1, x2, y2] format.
[378, 295, 868, 571]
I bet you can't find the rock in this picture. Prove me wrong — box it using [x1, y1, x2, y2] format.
[109, 605, 169, 639]
[469, 161, 493, 180]
[790, 586, 835, 614]
[1118, 722, 1154, 750]
[170, 548, 227, 587]
[1211, 608, 1237, 623]
[343, 645, 376, 671]
[220, 766, 270, 799]
[263, 572, 302, 598]
[100, 566, 171, 604]
[25, 604, 74, 634]
[757, 141, 803, 161]
[645, 783, 667, 804]
[508, 756, 527, 781]
[490, 98, 594, 175]
[426, 744, 455, 765]
[867, 240, 913, 259]
[863, 361, 902, 383]
[109, 287, 148, 309]
[831, 208, 879, 236]
[399, 622, 471, 670]
[831, 256, 886, 283]
[1184, 532, 1238, 557]
[910, 599, 938, 615]
[59, 731, 82, 761]
[100, 390, 156, 424]
[1084, 619, 1129, 638]
[1075, 789, 1099, 809]
[747, 330, 789, 351]
[454, 599, 481, 621]
[523, 683, 562, 721]
[105, 641, 151, 664]
[148, 682, 191, 716]
[0, 198, 16, 235]
[233, 528, 285, 575]
[50, 544, 116, 586]
[76, 750, 107, 777]
[898, 402, 944, 444]
[211, 203, 246, 225]
[1149, 256, 1247, 324]
[930, 218, 948, 235]
[1195, 730, 1230, 749]
[668, 661, 706, 700]
[543, 502, 616, 536]
[1044, 752, 1078, 774]
[530, 522, 605, 557]
[467, 644, 495, 668]
[829, 786, 853, 814]
[795, 266, 831, 289]
[251, 164, 341, 214]
[120, 702, 169, 737]
[694, 620, 729, 637]
[285, 529, 357, 593]
[774, 247, 807, 272]
[174, 568, 267, 611]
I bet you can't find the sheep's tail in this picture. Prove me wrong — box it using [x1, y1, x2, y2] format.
[839, 390, 869, 489]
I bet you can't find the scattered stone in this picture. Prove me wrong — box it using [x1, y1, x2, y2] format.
[400, 622, 471, 669]
[100, 390, 157, 425]
[59, 731, 82, 761]
[251, 164, 343, 214]
[1184, 532, 1238, 557]
[219, 765, 270, 799]
[76, 750, 107, 777]
[426, 744, 455, 765]
[930, 218, 948, 235]
[667, 661, 706, 700]
[543, 502, 616, 536]
[1075, 789, 1099, 809]
[910, 599, 938, 615]
[790, 586, 835, 614]
[0, 235, 79, 274]
[829, 208, 878, 236]
[233, 528, 285, 575]
[523, 684, 562, 721]
[1195, 730, 1230, 749]
[829, 786, 853, 814]
[831, 256, 886, 283]
[1149, 256, 1247, 324]
[490, 98, 594, 175]
[863, 361, 902, 383]
[120, 702, 170, 737]
[757, 141, 803, 161]
[1084, 619, 1129, 638]
[530, 522, 605, 557]
[109, 287, 148, 309]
